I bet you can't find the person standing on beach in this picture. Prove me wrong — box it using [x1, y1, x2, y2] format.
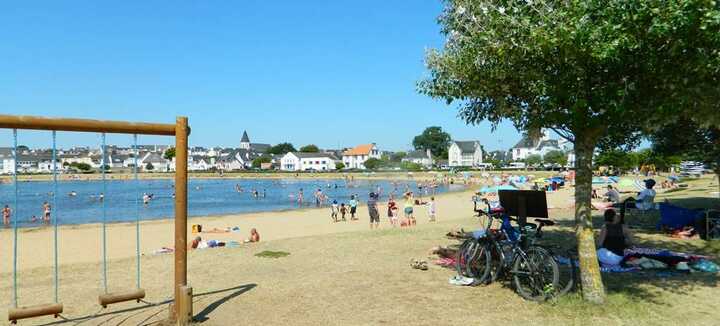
[368, 193, 380, 229]
[387, 195, 398, 226]
[2, 205, 11, 227]
[298, 188, 304, 206]
[349, 195, 358, 220]
[403, 192, 415, 226]
[330, 200, 339, 222]
[42, 202, 51, 223]
[340, 203, 347, 221]
[426, 197, 437, 222]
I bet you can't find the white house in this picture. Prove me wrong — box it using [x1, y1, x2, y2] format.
[448, 141, 483, 167]
[511, 129, 575, 166]
[342, 144, 380, 170]
[216, 153, 245, 171]
[280, 152, 338, 171]
[139, 152, 170, 172]
[189, 156, 212, 171]
[402, 149, 434, 168]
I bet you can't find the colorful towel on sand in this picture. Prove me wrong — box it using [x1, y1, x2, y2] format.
[624, 247, 711, 260]
[434, 257, 456, 267]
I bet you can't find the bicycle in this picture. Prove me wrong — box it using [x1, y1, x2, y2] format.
[465, 199, 565, 301]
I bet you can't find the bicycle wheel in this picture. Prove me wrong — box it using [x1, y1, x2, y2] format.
[466, 241, 492, 284]
[455, 239, 475, 277]
[512, 246, 560, 301]
[554, 250, 577, 297]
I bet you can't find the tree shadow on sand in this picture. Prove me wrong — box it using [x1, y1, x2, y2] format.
[36, 283, 257, 326]
[540, 222, 718, 306]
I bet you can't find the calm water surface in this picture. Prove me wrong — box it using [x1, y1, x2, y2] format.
[0, 178, 465, 227]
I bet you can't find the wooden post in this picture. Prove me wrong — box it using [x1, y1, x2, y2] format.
[174, 117, 190, 324]
[176, 286, 193, 325]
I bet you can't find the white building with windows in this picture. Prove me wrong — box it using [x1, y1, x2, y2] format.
[511, 129, 575, 167]
[402, 149, 434, 168]
[280, 152, 338, 171]
[342, 144, 380, 170]
[448, 141, 483, 167]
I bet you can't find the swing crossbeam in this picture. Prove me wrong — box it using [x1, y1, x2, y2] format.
[8, 303, 63, 323]
[98, 289, 146, 308]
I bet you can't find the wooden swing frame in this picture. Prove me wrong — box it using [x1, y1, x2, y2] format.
[0, 115, 192, 325]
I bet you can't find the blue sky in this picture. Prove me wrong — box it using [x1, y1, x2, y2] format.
[0, 0, 523, 151]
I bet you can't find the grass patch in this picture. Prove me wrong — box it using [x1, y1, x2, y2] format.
[255, 250, 290, 259]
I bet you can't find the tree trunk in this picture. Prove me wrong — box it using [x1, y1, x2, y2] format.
[574, 141, 606, 303]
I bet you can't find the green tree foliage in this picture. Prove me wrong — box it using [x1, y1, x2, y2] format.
[400, 161, 423, 171]
[335, 162, 345, 170]
[390, 152, 407, 162]
[543, 150, 568, 167]
[267, 143, 296, 155]
[69, 162, 91, 172]
[419, 0, 720, 303]
[363, 158, 382, 170]
[163, 147, 176, 160]
[412, 126, 451, 158]
[252, 155, 273, 169]
[595, 149, 637, 172]
[145, 162, 154, 171]
[524, 154, 542, 167]
[299, 144, 320, 153]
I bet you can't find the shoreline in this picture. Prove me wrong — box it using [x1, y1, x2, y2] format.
[0, 170, 558, 183]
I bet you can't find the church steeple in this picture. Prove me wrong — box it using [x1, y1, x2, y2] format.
[240, 131, 251, 150]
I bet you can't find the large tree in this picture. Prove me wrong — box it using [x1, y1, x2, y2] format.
[299, 144, 320, 153]
[267, 143, 296, 155]
[413, 126, 452, 158]
[420, 0, 720, 303]
[543, 150, 568, 167]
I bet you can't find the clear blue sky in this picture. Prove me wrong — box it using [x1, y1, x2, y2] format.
[0, 0, 522, 151]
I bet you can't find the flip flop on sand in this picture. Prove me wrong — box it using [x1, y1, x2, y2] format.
[411, 259, 428, 271]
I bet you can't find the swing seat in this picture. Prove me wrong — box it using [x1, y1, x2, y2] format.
[8, 303, 63, 323]
[98, 289, 146, 308]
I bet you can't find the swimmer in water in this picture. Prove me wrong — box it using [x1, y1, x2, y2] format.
[68, 191, 77, 197]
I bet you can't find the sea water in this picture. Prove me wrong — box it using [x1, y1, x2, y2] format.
[0, 178, 465, 227]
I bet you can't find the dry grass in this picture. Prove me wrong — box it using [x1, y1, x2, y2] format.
[1, 215, 718, 326]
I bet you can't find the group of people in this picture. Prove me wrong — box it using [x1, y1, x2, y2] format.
[329, 195, 359, 222]
[1, 202, 52, 226]
[592, 179, 657, 212]
[330, 191, 437, 229]
[190, 228, 260, 250]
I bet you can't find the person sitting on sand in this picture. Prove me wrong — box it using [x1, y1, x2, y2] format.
[596, 209, 634, 257]
[604, 185, 620, 204]
[246, 228, 260, 243]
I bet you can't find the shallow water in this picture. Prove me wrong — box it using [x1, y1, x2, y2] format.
[0, 178, 464, 227]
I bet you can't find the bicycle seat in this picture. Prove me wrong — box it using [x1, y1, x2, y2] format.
[534, 219, 555, 227]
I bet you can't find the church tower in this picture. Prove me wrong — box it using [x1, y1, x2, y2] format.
[240, 130, 251, 150]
